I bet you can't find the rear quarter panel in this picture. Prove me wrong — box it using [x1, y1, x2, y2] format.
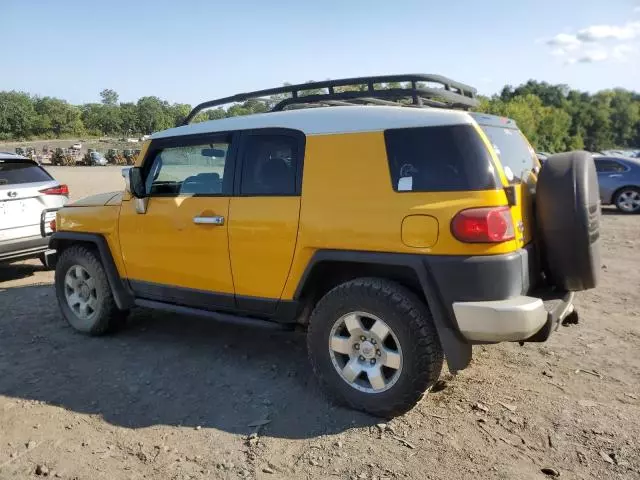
[281, 131, 517, 299]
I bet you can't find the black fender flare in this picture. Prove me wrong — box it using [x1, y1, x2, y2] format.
[293, 250, 472, 372]
[49, 232, 135, 310]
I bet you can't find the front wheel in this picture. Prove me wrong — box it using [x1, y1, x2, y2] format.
[55, 245, 128, 335]
[307, 278, 443, 418]
[614, 187, 640, 214]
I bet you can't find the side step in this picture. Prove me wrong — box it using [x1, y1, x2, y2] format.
[134, 299, 293, 330]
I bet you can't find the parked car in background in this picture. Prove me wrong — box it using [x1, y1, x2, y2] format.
[0, 152, 69, 265]
[71, 142, 82, 150]
[594, 156, 640, 213]
[89, 151, 108, 166]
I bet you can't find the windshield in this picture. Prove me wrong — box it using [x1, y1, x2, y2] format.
[479, 125, 537, 183]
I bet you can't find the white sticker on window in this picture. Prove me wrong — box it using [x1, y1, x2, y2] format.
[504, 129, 513, 136]
[504, 166, 515, 181]
[493, 144, 501, 156]
[398, 176, 413, 191]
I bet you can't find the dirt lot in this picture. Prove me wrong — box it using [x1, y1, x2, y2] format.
[0, 167, 638, 480]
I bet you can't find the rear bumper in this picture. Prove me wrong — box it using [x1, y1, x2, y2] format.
[0, 236, 49, 263]
[422, 245, 577, 343]
[453, 291, 574, 342]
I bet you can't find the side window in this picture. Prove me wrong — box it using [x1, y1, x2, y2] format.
[145, 141, 230, 196]
[384, 125, 499, 192]
[595, 159, 627, 173]
[240, 135, 298, 196]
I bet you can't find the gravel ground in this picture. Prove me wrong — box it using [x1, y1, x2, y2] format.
[0, 167, 638, 480]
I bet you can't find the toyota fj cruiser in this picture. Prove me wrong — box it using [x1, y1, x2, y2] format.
[46, 75, 600, 417]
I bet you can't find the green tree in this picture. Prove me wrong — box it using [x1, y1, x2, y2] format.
[80, 103, 104, 134]
[81, 103, 121, 135]
[609, 89, 640, 147]
[136, 96, 172, 134]
[506, 80, 569, 108]
[119, 102, 139, 134]
[33, 97, 83, 137]
[0, 91, 36, 139]
[169, 103, 192, 126]
[584, 92, 614, 151]
[100, 89, 119, 106]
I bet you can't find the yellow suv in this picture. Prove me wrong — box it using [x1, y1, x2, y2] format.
[47, 75, 601, 417]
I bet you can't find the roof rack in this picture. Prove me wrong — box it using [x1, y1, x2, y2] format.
[182, 74, 479, 125]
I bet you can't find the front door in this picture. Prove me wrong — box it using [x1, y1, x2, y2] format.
[118, 133, 237, 310]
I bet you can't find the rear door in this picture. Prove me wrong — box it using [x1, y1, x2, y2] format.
[471, 114, 538, 247]
[0, 159, 66, 242]
[228, 128, 304, 314]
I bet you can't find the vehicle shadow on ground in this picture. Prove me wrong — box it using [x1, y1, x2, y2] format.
[0, 262, 44, 282]
[0, 284, 378, 440]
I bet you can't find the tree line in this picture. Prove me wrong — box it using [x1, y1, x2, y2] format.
[1, 82, 638, 152]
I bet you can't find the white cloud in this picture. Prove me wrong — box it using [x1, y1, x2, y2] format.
[576, 22, 640, 41]
[577, 50, 609, 63]
[547, 33, 581, 48]
[566, 49, 609, 64]
[545, 12, 640, 65]
[612, 44, 636, 61]
[565, 44, 636, 65]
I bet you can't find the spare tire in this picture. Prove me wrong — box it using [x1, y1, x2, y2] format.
[536, 151, 601, 291]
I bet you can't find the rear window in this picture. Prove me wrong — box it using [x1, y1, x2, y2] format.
[384, 124, 499, 192]
[0, 160, 52, 185]
[478, 125, 536, 183]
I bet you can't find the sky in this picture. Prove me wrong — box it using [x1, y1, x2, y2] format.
[1, 0, 639, 106]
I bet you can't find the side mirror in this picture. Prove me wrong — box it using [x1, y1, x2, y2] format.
[123, 166, 146, 198]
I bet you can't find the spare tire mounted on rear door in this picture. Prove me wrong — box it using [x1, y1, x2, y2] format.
[536, 151, 601, 291]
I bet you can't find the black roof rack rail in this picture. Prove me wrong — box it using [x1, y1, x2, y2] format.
[182, 74, 478, 126]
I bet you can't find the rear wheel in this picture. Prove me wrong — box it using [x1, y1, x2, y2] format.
[614, 187, 640, 214]
[55, 245, 128, 335]
[307, 278, 443, 418]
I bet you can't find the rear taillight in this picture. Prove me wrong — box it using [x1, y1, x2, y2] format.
[451, 207, 515, 243]
[40, 184, 69, 196]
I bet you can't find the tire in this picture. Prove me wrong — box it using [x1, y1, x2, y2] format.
[38, 253, 53, 270]
[307, 277, 443, 418]
[536, 151, 601, 291]
[55, 245, 128, 335]
[613, 187, 640, 214]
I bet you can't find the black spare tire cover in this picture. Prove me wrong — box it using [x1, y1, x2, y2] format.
[536, 151, 601, 291]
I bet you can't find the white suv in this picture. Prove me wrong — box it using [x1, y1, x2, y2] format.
[0, 152, 69, 265]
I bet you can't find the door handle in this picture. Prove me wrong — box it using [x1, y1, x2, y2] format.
[193, 215, 225, 225]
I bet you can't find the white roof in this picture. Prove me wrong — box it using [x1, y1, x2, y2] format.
[152, 106, 474, 139]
